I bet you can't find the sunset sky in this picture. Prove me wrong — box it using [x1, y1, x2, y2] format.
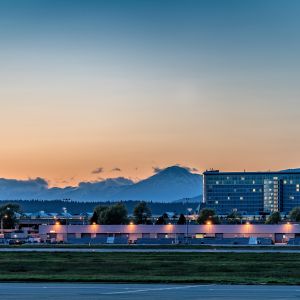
[1, 0, 300, 186]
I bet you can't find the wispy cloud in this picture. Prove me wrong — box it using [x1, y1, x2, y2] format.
[91, 167, 104, 174]
[153, 164, 199, 174]
[153, 167, 163, 173]
[112, 167, 121, 172]
[175, 164, 199, 173]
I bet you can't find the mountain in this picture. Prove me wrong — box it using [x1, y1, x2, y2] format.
[280, 168, 300, 172]
[112, 166, 202, 202]
[0, 166, 202, 202]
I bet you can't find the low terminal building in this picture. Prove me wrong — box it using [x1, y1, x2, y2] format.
[39, 224, 300, 244]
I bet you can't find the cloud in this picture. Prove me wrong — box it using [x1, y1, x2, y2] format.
[174, 164, 199, 173]
[112, 167, 121, 172]
[0, 177, 49, 200]
[153, 165, 199, 174]
[91, 167, 104, 174]
[153, 167, 163, 173]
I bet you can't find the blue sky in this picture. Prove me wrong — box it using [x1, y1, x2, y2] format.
[0, 0, 300, 185]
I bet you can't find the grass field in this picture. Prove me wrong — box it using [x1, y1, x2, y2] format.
[1, 244, 300, 250]
[0, 252, 299, 284]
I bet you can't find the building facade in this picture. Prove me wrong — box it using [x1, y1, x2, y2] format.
[203, 170, 300, 214]
[39, 224, 300, 244]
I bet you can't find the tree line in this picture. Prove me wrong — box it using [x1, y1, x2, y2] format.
[89, 202, 300, 225]
[2, 202, 300, 229]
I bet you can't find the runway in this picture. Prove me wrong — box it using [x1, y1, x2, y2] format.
[0, 283, 299, 300]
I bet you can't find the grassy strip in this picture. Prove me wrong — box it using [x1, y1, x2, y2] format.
[0, 252, 299, 284]
[1, 244, 300, 250]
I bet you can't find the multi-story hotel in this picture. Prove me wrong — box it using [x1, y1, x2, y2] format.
[203, 170, 300, 214]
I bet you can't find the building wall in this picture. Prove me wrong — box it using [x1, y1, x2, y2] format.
[204, 171, 300, 214]
[39, 224, 299, 242]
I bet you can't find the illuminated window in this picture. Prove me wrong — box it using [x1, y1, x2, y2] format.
[215, 201, 218, 204]
[240, 196, 243, 200]
[252, 188, 256, 192]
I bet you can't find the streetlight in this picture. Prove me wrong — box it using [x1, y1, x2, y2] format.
[1, 214, 8, 235]
[186, 207, 193, 244]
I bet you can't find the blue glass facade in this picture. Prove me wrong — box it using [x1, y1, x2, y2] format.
[203, 170, 300, 214]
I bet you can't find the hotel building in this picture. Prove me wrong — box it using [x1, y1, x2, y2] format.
[203, 170, 300, 214]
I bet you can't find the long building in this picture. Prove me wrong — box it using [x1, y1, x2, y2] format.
[203, 170, 300, 214]
[39, 224, 300, 244]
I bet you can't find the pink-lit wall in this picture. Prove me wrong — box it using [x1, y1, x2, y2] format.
[39, 224, 300, 236]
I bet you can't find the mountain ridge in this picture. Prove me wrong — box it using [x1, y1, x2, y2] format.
[0, 166, 203, 202]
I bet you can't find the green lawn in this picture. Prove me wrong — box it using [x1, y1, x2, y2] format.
[0, 252, 299, 284]
[2, 244, 300, 250]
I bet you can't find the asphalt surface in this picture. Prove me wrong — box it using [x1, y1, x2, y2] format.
[0, 283, 299, 300]
[1, 247, 300, 253]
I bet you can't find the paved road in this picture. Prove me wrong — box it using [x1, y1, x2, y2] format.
[1, 247, 300, 253]
[0, 283, 299, 300]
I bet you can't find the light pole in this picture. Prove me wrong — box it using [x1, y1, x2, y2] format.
[0, 214, 8, 235]
[186, 207, 193, 244]
[62, 207, 68, 243]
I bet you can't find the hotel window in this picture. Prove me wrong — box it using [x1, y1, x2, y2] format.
[290, 196, 295, 200]
[252, 180, 255, 184]
[216, 181, 219, 185]
[241, 177, 245, 181]
[284, 180, 287, 184]
[252, 188, 256, 192]
[227, 196, 230, 200]
[215, 201, 218, 204]
[240, 196, 243, 200]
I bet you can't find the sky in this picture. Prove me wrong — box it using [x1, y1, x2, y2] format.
[1, 0, 300, 187]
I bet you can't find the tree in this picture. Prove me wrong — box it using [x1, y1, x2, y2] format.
[101, 203, 128, 225]
[155, 213, 169, 225]
[177, 214, 186, 225]
[133, 201, 152, 224]
[289, 207, 300, 222]
[0, 203, 21, 229]
[90, 205, 108, 224]
[265, 211, 281, 224]
[155, 216, 166, 225]
[226, 211, 241, 224]
[197, 208, 220, 224]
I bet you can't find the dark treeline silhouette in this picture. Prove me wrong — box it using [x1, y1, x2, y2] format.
[0, 200, 199, 215]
